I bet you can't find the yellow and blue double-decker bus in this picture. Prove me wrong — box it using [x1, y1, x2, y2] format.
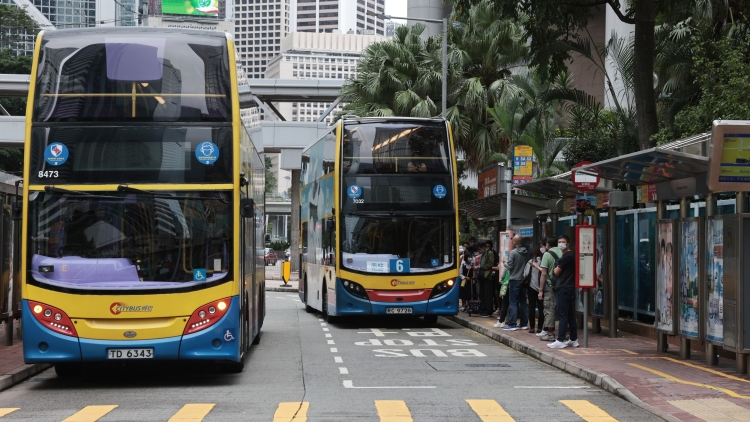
[299, 117, 459, 323]
[21, 27, 265, 374]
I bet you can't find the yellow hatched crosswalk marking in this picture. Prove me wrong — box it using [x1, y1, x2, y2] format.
[466, 400, 515, 422]
[272, 402, 309, 422]
[560, 400, 618, 422]
[375, 400, 412, 422]
[62, 405, 118, 422]
[168, 404, 216, 421]
[0, 409, 19, 418]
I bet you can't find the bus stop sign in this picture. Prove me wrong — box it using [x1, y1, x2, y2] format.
[572, 161, 600, 192]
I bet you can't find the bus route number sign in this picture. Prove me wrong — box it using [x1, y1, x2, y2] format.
[390, 259, 410, 273]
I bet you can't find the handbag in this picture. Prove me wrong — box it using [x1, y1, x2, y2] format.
[521, 260, 532, 286]
[499, 271, 510, 297]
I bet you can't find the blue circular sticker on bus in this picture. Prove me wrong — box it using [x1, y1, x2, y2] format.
[347, 185, 362, 199]
[44, 143, 69, 166]
[196, 142, 220, 165]
[433, 184, 447, 199]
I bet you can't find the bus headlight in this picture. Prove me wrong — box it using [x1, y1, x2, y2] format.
[342, 279, 368, 299]
[429, 279, 457, 299]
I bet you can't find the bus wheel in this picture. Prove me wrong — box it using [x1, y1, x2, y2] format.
[54, 363, 77, 377]
[423, 315, 438, 325]
[252, 330, 261, 345]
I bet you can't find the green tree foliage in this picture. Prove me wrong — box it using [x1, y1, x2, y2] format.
[658, 35, 750, 140]
[264, 156, 277, 193]
[562, 105, 637, 168]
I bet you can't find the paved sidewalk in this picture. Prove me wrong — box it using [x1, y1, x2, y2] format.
[0, 321, 50, 392]
[265, 278, 298, 292]
[450, 312, 750, 422]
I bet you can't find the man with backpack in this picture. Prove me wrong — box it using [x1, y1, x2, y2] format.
[502, 235, 529, 331]
[537, 237, 561, 341]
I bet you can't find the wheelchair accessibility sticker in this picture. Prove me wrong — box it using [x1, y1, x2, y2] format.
[224, 329, 236, 342]
[193, 268, 207, 281]
[431, 258, 440, 267]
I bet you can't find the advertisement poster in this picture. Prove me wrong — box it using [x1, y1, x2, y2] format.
[593, 226, 606, 317]
[162, 0, 220, 16]
[657, 221, 674, 332]
[706, 219, 724, 343]
[679, 220, 699, 338]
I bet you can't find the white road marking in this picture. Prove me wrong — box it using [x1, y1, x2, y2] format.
[323, 328, 330, 331]
[343, 380, 435, 389]
[321, 323, 327, 326]
[330, 348, 338, 352]
[357, 328, 398, 337]
[318, 318, 324, 321]
[327, 340, 335, 345]
[325, 334, 332, 338]
[514, 386, 591, 389]
[339, 367, 348, 374]
[334, 356, 343, 363]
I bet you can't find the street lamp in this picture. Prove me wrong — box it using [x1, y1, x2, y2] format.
[367, 11, 448, 119]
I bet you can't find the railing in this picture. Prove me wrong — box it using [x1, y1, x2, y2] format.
[265, 193, 291, 202]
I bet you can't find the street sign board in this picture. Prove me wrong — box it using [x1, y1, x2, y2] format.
[572, 161, 599, 192]
[513, 146, 533, 177]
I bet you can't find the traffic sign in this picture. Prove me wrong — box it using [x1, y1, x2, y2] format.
[571, 161, 599, 192]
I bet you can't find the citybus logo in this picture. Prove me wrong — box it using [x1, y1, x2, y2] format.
[110, 302, 154, 315]
[390, 279, 415, 287]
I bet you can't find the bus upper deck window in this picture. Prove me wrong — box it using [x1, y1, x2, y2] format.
[106, 39, 165, 82]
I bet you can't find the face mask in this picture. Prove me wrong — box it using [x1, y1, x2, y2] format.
[540, 247, 546, 253]
[559, 242, 567, 249]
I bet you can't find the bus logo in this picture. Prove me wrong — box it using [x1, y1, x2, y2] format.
[433, 185, 447, 199]
[110, 302, 154, 315]
[44, 143, 69, 166]
[347, 185, 362, 199]
[390, 279, 416, 286]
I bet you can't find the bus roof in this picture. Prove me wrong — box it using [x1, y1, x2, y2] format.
[39, 27, 231, 41]
[341, 116, 446, 124]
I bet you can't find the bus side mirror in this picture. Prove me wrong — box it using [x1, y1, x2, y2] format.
[240, 198, 253, 218]
[12, 201, 22, 221]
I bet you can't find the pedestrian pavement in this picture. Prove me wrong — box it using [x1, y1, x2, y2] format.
[450, 311, 750, 422]
[0, 321, 50, 393]
[265, 278, 298, 292]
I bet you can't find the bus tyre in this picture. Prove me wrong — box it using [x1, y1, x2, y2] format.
[224, 357, 245, 374]
[54, 363, 77, 377]
[326, 313, 339, 324]
[305, 304, 315, 313]
[423, 315, 438, 325]
[252, 330, 261, 345]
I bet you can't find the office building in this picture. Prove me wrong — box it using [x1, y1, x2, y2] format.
[234, 0, 294, 79]
[297, 0, 384, 35]
[265, 31, 385, 124]
[385, 19, 402, 37]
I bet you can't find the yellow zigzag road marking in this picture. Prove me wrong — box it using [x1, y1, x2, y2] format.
[466, 400, 515, 422]
[168, 404, 215, 421]
[560, 400, 618, 422]
[629, 363, 750, 400]
[62, 405, 118, 422]
[375, 400, 412, 422]
[273, 402, 309, 422]
[0, 409, 19, 418]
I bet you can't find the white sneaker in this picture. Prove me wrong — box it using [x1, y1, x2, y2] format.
[493, 321, 505, 328]
[535, 331, 546, 337]
[547, 340, 568, 349]
[493, 309, 501, 315]
[565, 339, 579, 348]
[520, 326, 528, 330]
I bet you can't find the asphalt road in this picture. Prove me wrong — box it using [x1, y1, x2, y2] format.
[0, 292, 661, 421]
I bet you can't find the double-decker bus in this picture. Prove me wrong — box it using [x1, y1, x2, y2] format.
[299, 117, 459, 323]
[21, 28, 265, 374]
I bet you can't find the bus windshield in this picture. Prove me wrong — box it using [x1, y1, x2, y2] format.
[342, 120, 451, 174]
[33, 30, 231, 123]
[27, 190, 233, 291]
[340, 216, 454, 273]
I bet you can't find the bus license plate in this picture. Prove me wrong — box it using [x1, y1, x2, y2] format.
[386, 307, 413, 314]
[107, 348, 153, 359]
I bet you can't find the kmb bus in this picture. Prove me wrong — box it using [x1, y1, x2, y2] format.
[21, 28, 265, 374]
[299, 117, 460, 323]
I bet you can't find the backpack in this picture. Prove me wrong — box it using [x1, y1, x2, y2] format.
[546, 249, 563, 291]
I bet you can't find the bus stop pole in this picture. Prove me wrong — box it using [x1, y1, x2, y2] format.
[705, 193, 719, 366]
[656, 200, 669, 352]
[608, 206, 617, 338]
[736, 192, 748, 374]
[679, 197, 691, 360]
[592, 210, 601, 334]
[506, 160, 512, 230]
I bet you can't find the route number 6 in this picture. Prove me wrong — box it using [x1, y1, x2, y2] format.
[396, 260, 404, 272]
[389, 258, 410, 273]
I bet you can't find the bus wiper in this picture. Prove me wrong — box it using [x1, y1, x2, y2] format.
[117, 185, 230, 204]
[45, 186, 93, 196]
